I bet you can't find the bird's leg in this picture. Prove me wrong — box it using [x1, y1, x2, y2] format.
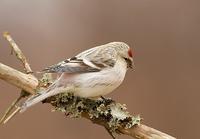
[100, 96, 115, 106]
[65, 112, 71, 117]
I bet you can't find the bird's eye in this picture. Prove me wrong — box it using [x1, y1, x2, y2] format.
[124, 57, 129, 61]
[124, 57, 132, 68]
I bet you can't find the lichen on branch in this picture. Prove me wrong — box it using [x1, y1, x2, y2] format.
[44, 92, 140, 137]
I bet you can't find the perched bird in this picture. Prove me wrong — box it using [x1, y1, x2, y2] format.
[20, 42, 134, 112]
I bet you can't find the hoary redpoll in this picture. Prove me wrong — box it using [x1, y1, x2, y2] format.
[20, 42, 134, 112]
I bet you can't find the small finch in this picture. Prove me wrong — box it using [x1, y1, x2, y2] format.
[20, 42, 134, 112]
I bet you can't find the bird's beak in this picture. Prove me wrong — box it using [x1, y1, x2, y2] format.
[129, 62, 135, 69]
[127, 58, 134, 69]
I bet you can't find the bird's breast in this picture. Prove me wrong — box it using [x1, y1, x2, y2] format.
[69, 60, 127, 98]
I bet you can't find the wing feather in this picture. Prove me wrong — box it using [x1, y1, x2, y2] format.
[41, 44, 117, 73]
[41, 58, 100, 73]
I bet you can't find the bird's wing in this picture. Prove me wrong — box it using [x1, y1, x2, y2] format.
[41, 57, 100, 73]
[41, 45, 117, 73]
[77, 45, 117, 68]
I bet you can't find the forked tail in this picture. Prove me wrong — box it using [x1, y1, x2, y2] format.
[20, 92, 52, 113]
[20, 83, 58, 113]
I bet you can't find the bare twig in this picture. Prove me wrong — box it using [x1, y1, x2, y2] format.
[0, 93, 22, 124]
[3, 32, 33, 74]
[1, 33, 35, 123]
[0, 90, 29, 124]
[2, 107, 21, 124]
[0, 63, 38, 94]
[0, 63, 37, 123]
[120, 125, 175, 139]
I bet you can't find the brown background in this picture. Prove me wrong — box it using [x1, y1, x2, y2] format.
[0, 0, 199, 139]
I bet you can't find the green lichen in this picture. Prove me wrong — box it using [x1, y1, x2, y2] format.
[36, 73, 54, 93]
[43, 92, 141, 137]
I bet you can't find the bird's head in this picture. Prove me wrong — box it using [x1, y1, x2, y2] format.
[124, 47, 134, 69]
[110, 42, 134, 69]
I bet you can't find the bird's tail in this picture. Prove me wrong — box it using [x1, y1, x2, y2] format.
[20, 91, 52, 113]
[20, 83, 59, 113]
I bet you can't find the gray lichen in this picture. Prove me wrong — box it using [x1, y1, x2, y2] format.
[43, 92, 141, 137]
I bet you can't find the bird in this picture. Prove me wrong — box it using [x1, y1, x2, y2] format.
[20, 42, 134, 112]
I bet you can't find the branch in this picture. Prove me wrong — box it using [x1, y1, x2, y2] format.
[0, 63, 175, 139]
[0, 33, 36, 123]
[0, 33, 176, 139]
[120, 125, 175, 139]
[3, 32, 33, 74]
[0, 63, 38, 94]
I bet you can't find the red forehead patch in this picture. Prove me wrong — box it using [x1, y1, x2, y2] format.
[128, 48, 133, 57]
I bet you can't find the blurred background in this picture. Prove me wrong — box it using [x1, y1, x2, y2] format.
[0, 0, 199, 139]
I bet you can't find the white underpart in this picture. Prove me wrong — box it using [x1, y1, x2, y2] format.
[59, 58, 127, 98]
[20, 58, 127, 112]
